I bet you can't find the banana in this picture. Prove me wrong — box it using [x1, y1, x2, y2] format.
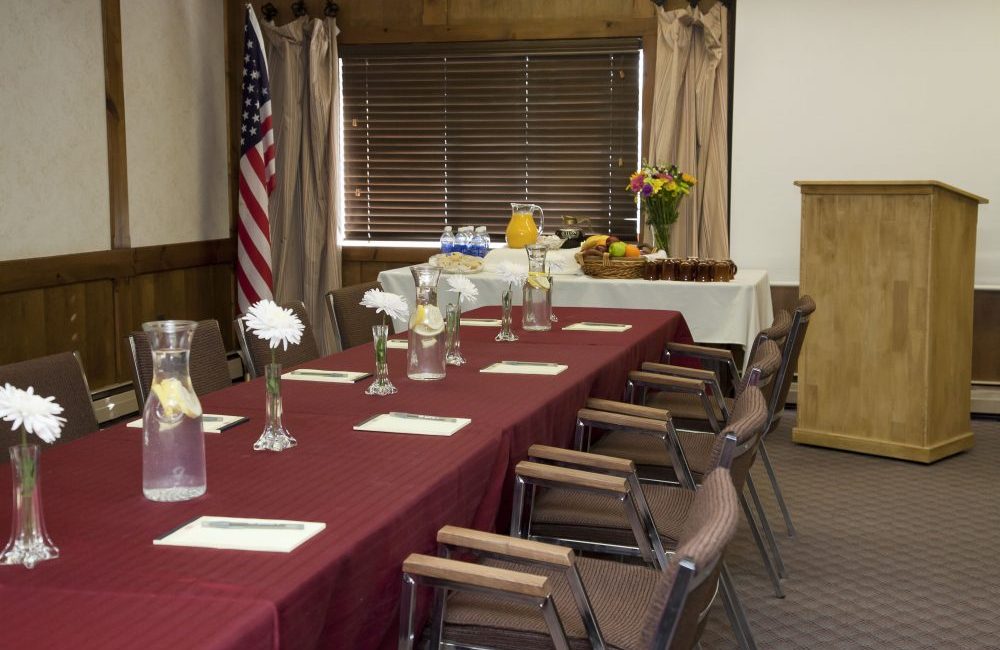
[581, 235, 610, 251]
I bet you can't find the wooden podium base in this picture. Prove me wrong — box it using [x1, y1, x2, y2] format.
[791, 427, 975, 464]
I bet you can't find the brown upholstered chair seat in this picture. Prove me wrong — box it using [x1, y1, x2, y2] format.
[528, 482, 696, 551]
[444, 555, 662, 650]
[644, 391, 732, 421]
[591, 429, 719, 475]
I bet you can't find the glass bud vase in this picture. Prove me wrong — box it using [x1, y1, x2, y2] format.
[495, 284, 519, 342]
[142, 320, 206, 502]
[407, 265, 447, 380]
[445, 303, 466, 366]
[253, 363, 297, 452]
[522, 244, 552, 331]
[366, 324, 397, 395]
[0, 444, 58, 569]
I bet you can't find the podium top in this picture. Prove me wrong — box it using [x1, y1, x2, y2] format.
[794, 180, 988, 205]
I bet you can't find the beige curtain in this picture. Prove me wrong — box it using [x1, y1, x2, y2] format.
[261, 16, 343, 354]
[648, 3, 730, 258]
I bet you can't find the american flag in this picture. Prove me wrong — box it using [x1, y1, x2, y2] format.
[237, 5, 276, 314]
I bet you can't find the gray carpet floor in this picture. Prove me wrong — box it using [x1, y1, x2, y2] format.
[699, 414, 1000, 649]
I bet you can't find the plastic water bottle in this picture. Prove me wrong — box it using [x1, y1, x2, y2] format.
[454, 227, 470, 255]
[475, 226, 490, 255]
[440, 226, 455, 254]
[470, 228, 486, 257]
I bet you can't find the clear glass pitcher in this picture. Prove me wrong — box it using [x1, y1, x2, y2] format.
[506, 203, 544, 249]
[141, 320, 206, 502]
[522, 244, 552, 331]
[407, 265, 447, 380]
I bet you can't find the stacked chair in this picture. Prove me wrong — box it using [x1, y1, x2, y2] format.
[235, 300, 321, 378]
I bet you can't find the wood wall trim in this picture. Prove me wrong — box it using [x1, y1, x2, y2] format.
[342, 247, 438, 263]
[101, 0, 131, 249]
[338, 18, 656, 45]
[0, 239, 236, 294]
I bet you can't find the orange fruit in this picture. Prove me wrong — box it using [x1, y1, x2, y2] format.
[624, 244, 641, 258]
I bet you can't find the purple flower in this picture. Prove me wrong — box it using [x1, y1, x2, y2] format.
[642, 183, 654, 197]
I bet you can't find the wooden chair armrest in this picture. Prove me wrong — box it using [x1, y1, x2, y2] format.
[403, 553, 550, 598]
[527, 444, 635, 474]
[577, 408, 670, 433]
[627, 371, 705, 391]
[585, 398, 670, 421]
[641, 362, 718, 382]
[438, 525, 573, 568]
[665, 341, 735, 362]
[516, 461, 629, 494]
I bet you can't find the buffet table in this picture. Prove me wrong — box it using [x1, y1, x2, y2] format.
[0, 308, 691, 650]
[378, 267, 773, 354]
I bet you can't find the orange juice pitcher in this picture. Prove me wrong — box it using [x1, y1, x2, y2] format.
[506, 203, 544, 249]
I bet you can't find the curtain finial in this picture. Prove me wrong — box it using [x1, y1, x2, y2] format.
[261, 3, 278, 22]
[325, 1, 339, 17]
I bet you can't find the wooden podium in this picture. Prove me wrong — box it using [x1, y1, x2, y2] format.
[792, 181, 987, 463]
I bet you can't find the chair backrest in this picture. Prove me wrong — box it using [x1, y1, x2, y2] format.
[744, 308, 792, 368]
[126, 319, 232, 406]
[324, 281, 382, 352]
[638, 468, 739, 650]
[734, 338, 782, 401]
[0, 351, 99, 446]
[707, 385, 769, 491]
[235, 301, 321, 378]
[767, 295, 817, 431]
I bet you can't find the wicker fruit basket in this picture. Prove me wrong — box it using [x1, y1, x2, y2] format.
[575, 252, 647, 279]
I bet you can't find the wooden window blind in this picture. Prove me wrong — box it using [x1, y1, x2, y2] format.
[341, 39, 641, 243]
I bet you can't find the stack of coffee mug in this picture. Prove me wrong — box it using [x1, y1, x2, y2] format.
[644, 258, 737, 282]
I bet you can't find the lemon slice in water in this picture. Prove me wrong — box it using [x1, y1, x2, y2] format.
[527, 272, 551, 290]
[410, 304, 446, 336]
[151, 377, 202, 419]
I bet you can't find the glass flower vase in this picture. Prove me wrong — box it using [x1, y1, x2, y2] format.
[445, 303, 466, 366]
[1, 444, 59, 569]
[407, 265, 447, 380]
[253, 363, 297, 452]
[366, 324, 398, 396]
[495, 284, 519, 342]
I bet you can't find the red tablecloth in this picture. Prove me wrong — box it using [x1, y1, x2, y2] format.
[0, 308, 690, 650]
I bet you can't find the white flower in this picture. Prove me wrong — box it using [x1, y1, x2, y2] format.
[360, 289, 409, 322]
[244, 299, 304, 350]
[0, 384, 65, 445]
[496, 261, 527, 287]
[446, 276, 479, 305]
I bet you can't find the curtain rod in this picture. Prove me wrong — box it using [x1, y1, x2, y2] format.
[261, 1, 339, 22]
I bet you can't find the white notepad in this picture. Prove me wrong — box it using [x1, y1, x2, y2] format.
[386, 339, 409, 349]
[562, 322, 633, 332]
[127, 415, 248, 434]
[282, 369, 371, 383]
[480, 362, 568, 376]
[460, 318, 503, 327]
[153, 516, 325, 553]
[353, 412, 470, 436]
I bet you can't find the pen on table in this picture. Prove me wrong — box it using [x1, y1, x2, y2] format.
[388, 412, 459, 423]
[202, 521, 305, 530]
[578, 322, 627, 328]
[501, 360, 562, 367]
[290, 370, 353, 378]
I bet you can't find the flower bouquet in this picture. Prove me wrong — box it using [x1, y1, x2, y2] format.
[627, 164, 696, 256]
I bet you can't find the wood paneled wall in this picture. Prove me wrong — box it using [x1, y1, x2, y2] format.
[0, 241, 236, 389]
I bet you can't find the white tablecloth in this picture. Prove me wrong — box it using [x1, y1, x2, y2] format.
[377, 266, 774, 354]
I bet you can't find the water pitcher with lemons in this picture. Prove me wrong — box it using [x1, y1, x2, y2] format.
[407, 265, 447, 380]
[522, 244, 552, 331]
[506, 203, 544, 249]
[141, 320, 206, 502]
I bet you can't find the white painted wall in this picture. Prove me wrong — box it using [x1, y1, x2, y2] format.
[122, 0, 230, 247]
[0, 0, 111, 260]
[730, 0, 1000, 287]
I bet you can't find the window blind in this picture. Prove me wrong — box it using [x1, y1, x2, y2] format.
[341, 39, 641, 243]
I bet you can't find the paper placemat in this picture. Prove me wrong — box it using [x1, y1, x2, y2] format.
[154, 516, 325, 553]
[562, 322, 633, 333]
[461, 318, 503, 327]
[353, 412, 470, 436]
[283, 369, 371, 383]
[127, 415, 248, 434]
[480, 362, 568, 376]
[387, 339, 408, 349]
